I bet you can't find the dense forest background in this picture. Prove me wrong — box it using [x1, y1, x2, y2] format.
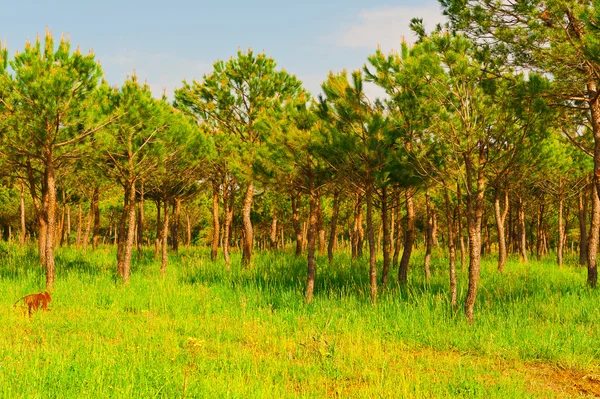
[1, 1, 600, 326]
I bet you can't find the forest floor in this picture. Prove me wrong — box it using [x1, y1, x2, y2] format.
[0, 243, 598, 398]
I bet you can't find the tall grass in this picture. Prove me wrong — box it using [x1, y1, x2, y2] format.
[0, 242, 597, 398]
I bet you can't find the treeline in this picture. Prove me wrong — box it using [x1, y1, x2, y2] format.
[1, 0, 600, 323]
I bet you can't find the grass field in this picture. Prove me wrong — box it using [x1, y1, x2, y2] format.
[0, 243, 599, 398]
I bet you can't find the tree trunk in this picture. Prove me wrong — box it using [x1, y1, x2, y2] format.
[291, 193, 303, 256]
[186, 212, 192, 248]
[457, 183, 466, 270]
[76, 203, 82, 248]
[20, 182, 26, 244]
[464, 153, 485, 325]
[137, 182, 145, 258]
[66, 204, 71, 246]
[557, 183, 565, 267]
[241, 181, 254, 267]
[494, 186, 509, 272]
[366, 176, 377, 303]
[536, 200, 545, 261]
[155, 200, 161, 258]
[316, 192, 326, 254]
[424, 188, 433, 279]
[327, 189, 341, 265]
[270, 212, 278, 249]
[161, 196, 169, 275]
[392, 189, 402, 269]
[518, 196, 528, 262]
[398, 188, 415, 284]
[443, 186, 457, 308]
[122, 181, 137, 283]
[26, 159, 46, 267]
[44, 160, 57, 291]
[579, 185, 589, 266]
[305, 176, 317, 304]
[91, 186, 100, 250]
[588, 181, 600, 287]
[172, 197, 181, 253]
[223, 180, 235, 270]
[211, 180, 220, 262]
[381, 186, 391, 287]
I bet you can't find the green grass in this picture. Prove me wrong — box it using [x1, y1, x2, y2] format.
[0, 243, 598, 398]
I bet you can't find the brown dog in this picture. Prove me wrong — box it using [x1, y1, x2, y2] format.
[13, 291, 52, 316]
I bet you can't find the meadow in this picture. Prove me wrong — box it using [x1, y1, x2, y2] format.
[0, 243, 599, 398]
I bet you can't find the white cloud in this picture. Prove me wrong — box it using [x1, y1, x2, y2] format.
[335, 4, 447, 51]
[99, 51, 212, 99]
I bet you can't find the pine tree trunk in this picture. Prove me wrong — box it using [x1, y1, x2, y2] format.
[26, 159, 46, 267]
[365, 175, 377, 303]
[241, 181, 254, 267]
[44, 160, 57, 291]
[211, 180, 220, 262]
[186, 212, 192, 248]
[20, 182, 26, 244]
[588, 181, 600, 287]
[155, 200, 161, 258]
[161, 196, 169, 275]
[518, 196, 528, 262]
[494, 186, 509, 272]
[457, 183, 466, 270]
[223, 181, 235, 270]
[464, 155, 485, 325]
[66, 204, 71, 246]
[122, 181, 137, 283]
[443, 186, 457, 308]
[305, 175, 317, 304]
[91, 186, 100, 250]
[352, 192, 361, 261]
[270, 212, 278, 249]
[76, 203, 82, 248]
[327, 190, 341, 265]
[291, 193, 303, 256]
[579, 185, 589, 266]
[392, 189, 402, 268]
[398, 188, 415, 284]
[172, 197, 181, 253]
[558, 193, 565, 267]
[424, 188, 433, 279]
[381, 185, 391, 287]
[536, 200, 545, 261]
[137, 182, 145, 258]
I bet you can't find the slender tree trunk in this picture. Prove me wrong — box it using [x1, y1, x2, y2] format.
[241, 181, 254, 267]
[76, 203, 82, 248]
[536, 200, 545, 261]
[464, 153, 485, 325]
[137, 182, 145, 258]
[305, 175, 317, 304]
[381, 186, 391, 287]
[172, 197, 181, 253]
[155, 200, 161, 258]
[424, 188, 433, 279]
[20, 182, 26, 244]
[26, 159, 46, 267]
[44, 160, 57, 291]
[518, 196, 528, 262]
[186, 212, 192, 248]
[494, 186, 509, 272]
[223, 181, 235, 270]
[316, 192, 326, 254]
[393, 189, 402, 268]
[91, 186, 100, 250]
[558, 193, 565, 267]
[211, 180, 220, 262]
[270, 212, 278, 249]
[579, 185, 589, 266]
[352, 192, 361, 261]
[365, 176, 377, 303]
[66, 204, 71, 246]
[161, 195, 169, 275]
[443, 186, 457, 308]
[457, 183, 466, 270]
[122, 181, 137, 283]
[291, 193, 303, 256]
[588, 181, 600, 287]
[328, 190, 341, 265]
[398, 188, 415, 284]
[82, 203, 92, 250]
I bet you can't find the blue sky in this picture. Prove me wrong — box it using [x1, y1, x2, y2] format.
[2, 0, 446, 98]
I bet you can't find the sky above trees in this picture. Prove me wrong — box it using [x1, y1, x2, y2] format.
[2, 0, 445, 98]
